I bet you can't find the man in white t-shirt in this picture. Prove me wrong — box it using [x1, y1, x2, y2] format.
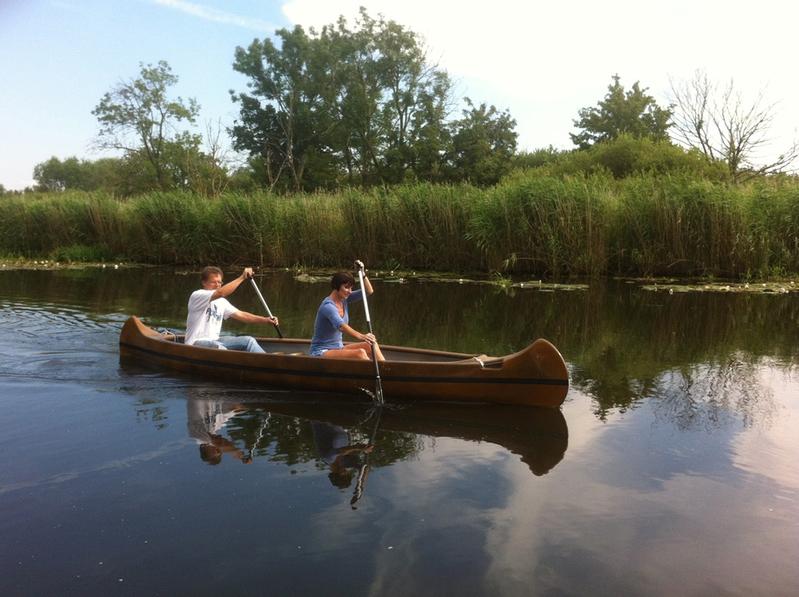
[185, 266, 279, 353]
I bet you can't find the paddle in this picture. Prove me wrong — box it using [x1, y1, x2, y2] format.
[356, 261, 384, 404]
[249, 277, 283, 338]
[350, 405, 382, 509]
[244, 409, 272, 462]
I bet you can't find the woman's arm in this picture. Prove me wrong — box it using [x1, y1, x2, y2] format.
[355, 260, 374, 295]
[361, 273, 374, 295]
[340, 323, 372, 343]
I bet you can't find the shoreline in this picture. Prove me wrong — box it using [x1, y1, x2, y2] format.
[2, 258, 797, 294]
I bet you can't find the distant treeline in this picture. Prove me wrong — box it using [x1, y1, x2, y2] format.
[2, 137, 798, 278]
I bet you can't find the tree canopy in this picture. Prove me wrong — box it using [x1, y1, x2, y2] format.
[230, 9, 516, 191]
[92, 61, 201, 191]
[571, 75, 672, 149]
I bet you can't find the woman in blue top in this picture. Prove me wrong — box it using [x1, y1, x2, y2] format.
[309, 264, 385, 362]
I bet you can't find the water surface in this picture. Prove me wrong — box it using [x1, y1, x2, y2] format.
[1, 268, 797, 596]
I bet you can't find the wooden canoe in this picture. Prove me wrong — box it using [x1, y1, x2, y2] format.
[119, 316, 569, 407]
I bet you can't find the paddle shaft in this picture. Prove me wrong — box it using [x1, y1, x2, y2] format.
[351, 406, 383, 507]
[249, 278, 283, 338]
[357, 268, 384, 403]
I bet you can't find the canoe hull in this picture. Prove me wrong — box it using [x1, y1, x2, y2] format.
[119, 317, 569, 407]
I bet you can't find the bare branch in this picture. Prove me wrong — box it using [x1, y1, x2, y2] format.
[669, 70, 797, 182]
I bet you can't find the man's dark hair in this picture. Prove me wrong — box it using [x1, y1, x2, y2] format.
[201, 266, 223, 282]
[331, 271, 355, 290]
[199, 443, 222, 465]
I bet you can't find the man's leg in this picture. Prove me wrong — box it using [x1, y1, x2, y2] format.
[193, 339, 227, 350]
[218, 336, 265, 353]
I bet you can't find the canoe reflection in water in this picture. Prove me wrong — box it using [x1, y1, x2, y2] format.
[175, 392, 568, 481]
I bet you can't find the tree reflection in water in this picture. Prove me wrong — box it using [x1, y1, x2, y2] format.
[647, 357, 779, 431]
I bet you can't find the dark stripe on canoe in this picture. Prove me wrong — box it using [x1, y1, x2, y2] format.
[120, 341, 569, 387]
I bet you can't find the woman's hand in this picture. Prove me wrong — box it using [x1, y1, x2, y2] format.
[362, 332, 377, 344]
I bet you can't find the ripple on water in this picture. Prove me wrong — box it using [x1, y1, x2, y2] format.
[0, 302, 126, 385]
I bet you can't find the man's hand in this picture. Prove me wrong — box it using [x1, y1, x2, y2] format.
[242, 267, 254, 279]
[267, 316, 279, 326]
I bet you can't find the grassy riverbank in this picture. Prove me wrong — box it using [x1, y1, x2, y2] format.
[2, 170, 799, 278]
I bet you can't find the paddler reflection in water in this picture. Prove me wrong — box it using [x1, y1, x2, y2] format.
[185, 266, 278, 352]
[311, 421, 373, 488]
[187, 399, 251, 465]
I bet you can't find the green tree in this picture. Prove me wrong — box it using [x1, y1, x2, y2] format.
[335, 10, 452, 184]
[230, 9, 453, 190]
[571, 75, 672, 149]
[231, 26, 337, 192]
[92, 60, 200, 191]
[33, 156, 106, 191]
[447, 99, 518, 186]
[511, 146, 565, 171]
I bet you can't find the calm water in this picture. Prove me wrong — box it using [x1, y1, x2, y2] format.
[1, 268, 797, 596]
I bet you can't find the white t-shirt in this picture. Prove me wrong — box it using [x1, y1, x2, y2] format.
[185, 289, 238, 345]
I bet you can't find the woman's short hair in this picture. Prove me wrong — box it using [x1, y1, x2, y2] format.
[331, 271, 355, 290]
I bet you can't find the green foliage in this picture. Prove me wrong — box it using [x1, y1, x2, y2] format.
[468, 171, 614, 276]
[530, 135, 728, 180]
[230, 9, 515, 192]
[447, 99, 518, 186]
[49, 244, 114, 262]
[3, 174, 799, 278]
[92, 60, 201, 192]
[511, 147, 565, 170]
[34, 157, 91, 191]
[571, 75, 672, 149]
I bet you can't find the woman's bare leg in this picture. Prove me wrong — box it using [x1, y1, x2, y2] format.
[321, 345, 370, 360]
[322, 341, 385, 361]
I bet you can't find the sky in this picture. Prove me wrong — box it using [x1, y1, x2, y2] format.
[2, 0, 799, 190]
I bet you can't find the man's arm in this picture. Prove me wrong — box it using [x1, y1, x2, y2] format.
[229, 310, 279, 326]
[210, 267, 253, 301]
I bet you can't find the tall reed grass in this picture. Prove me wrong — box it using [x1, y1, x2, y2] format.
[2, 172, 798, 278]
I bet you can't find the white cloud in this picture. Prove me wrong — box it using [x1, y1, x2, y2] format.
[153, 0, 275, 31]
